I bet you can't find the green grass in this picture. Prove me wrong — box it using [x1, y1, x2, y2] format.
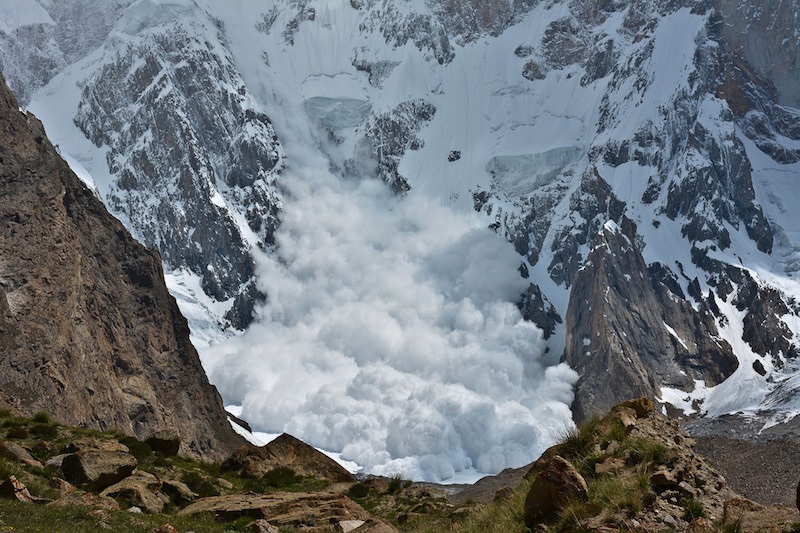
[682, 498, 707, 521]
[31, 412, 51, 424]
[0, 498, 253, 532]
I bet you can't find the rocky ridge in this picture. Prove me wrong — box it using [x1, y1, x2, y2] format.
[522, 398, 800, 532]
[0, 72, 240, 460]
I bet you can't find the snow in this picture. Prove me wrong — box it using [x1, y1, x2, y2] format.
[663, 322, 690, 351]
[0, 0, 52, 34]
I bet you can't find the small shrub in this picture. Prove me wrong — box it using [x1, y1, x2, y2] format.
[599, 418, 627, 445]
[590, 474, 648, 515]
[30, 423, 58, 440]
[0, 409, 11, 418]
[556, 415, 601, 461]
[6, 426, 28, 439]
[718, 516, 744, 533]
[262, 466, 298, 488]
[620, 437, 670, 466]
[682, 498, 707, 521]
[32, 412, 50, 424]
[347, 482, 370, 499]
[387, 475, 404, 494]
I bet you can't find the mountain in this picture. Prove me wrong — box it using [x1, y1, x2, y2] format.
[0, 71, 241, 460]
[2, 0, 799, 480]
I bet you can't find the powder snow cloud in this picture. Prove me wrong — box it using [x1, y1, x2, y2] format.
[201, 73, 578, 482]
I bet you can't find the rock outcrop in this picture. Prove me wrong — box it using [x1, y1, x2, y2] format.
[178, 489, 370, 527]
[564, 222, 738, 421]
[222, 433, 354, 483]
[520, 398, 800, 531]
[523, 455, 588, 528]
[0, 73, 241, 460]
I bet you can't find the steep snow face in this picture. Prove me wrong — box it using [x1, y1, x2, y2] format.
[13, 0, 800, 478]
[27, 0, 284, 334]
[208, 0, 799, 422]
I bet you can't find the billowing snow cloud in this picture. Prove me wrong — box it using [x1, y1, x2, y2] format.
[201, 87, 577, 482]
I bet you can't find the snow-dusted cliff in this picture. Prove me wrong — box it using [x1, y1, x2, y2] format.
[2, 0, 799, 481]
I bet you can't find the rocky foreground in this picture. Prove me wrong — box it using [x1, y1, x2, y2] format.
[0, 398, 798, 532]
[521, 398, 800, 532]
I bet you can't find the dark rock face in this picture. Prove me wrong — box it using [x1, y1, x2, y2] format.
[358, 99, 436, 193]
[714, 0, 800, 109]
[548, 170, 628, 288]
[73, 15, 282, 330]
[518, 284, 561, 340]
[0, 74, 241, 460]
[563, 224, 738, 422]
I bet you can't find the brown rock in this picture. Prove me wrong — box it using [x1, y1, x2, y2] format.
[724, 497, 798, 531]
[0, 441, 44, 468]
[179, 489, 369, 527]
[49, 491, 120, 511]
[618, 397, 655, 417]
[524, 455, 588, 528]
[0, 476, 38, 503]
[251, 519, 281, 533]
[0, 73, 243, 461]
[343, 519, 398, 532]
[161, 478, 198, 503]
[216, 477, 234, 489]
[594, 457, 625, 476]
[222, 433, 353, 482]
[650, 469, 678, 489]
[61, 451, 137, 490]
[100, 470, 167, 514]
[52, 478, 76, 494]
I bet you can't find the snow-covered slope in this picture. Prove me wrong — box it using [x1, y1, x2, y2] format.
[6, 0, 800, 481]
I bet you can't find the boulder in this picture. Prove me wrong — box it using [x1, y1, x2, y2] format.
[594, 457, 625, 476]
[0, 476, 39, 503]
[45, 453, 70, 471]
[61, 450, 137, 490]
[617, 397, 656, 418]
[145, 431, 181, 456]
[221, 433, 353, 482]
[52, 478, 76, 494]
[161, 478, 198, 504]
[0, 441, 44, 468]
[336, 520, 366, 533]
[100, 470, 167, 514]
[524, 455, 588, 528]
[650, 469, 679, 489]
[179, 490, 369, 526]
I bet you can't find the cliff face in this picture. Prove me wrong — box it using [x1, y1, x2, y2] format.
[564, 222, 739, 421]
[0, 73, 241, 460]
